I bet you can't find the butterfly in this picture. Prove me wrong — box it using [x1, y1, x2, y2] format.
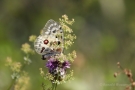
[34, 19, 64, 60]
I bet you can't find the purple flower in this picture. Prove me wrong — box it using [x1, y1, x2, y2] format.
[62, 61, 70, 69]
[46, 58, 70, 75]
[46, 58, 59, 73]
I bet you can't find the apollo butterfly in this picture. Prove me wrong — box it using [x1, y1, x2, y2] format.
[34, 19, 64, 60]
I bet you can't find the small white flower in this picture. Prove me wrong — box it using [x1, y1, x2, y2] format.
[24, 56, 32, 64]
[11, 72, 19, 79]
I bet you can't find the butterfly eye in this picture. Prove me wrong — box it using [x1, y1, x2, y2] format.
[44, 39, 49, 44]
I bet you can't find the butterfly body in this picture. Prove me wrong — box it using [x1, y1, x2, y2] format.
[34, 19, 64, 60]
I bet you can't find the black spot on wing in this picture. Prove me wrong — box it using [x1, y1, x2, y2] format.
[53, 30, 56, 33]
[59, 27, 62, 30]
[58, 41, 61, 45]
[40, 47, 45, 53]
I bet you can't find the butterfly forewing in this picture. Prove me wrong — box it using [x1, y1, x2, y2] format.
[42, 19, 58, 35]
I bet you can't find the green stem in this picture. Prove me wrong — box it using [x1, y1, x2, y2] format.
[52, 83, 55, 90]
[7, 78, 16, 90]
[54, 83, 57, 90]
[52, 83, 57, 90]
[41, 82, 46, 90]
[7, 54, 29, 90]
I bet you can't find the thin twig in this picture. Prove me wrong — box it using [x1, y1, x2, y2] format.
[7, 78, 16, 90]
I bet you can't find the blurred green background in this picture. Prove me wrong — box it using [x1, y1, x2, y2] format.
[0, 0, 135, 90]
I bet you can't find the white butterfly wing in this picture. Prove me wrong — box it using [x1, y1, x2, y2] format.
[34, 35, 51, 55]
[42, 19, 59, 35]
[34, 19, 64, 58]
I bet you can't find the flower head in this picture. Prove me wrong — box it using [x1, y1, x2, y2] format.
[21, 43, 34, 54]
[29, 35, 37, 42]
[46, 58, 59, 71]
[46, 58, 70, 82]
